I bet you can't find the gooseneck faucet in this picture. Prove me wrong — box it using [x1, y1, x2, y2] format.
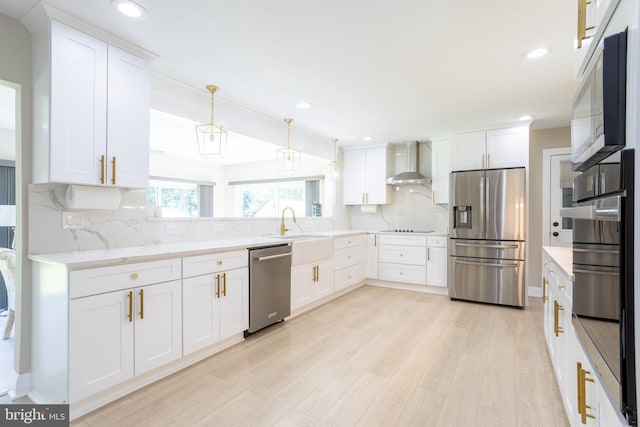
[280, 207, 297, 237]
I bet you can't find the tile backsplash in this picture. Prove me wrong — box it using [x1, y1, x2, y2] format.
[28, 184, 349, 254]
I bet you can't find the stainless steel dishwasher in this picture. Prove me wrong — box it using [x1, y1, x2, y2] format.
[246, 244, 292, 334]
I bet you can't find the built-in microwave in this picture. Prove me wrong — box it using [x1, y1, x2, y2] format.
[571, 29, 627, 172]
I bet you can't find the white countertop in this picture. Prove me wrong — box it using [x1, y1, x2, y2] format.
[29, 230, 367, 270]
[543, 246, 573, 277]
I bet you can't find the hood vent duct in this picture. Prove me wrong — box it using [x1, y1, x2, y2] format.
[386, 141, 432, 185]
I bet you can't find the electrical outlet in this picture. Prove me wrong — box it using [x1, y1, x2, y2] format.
[62, 212, 84, 229]
[165, 224, 178, 235]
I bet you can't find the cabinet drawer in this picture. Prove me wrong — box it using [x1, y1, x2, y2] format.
[70, 258, 181, 299]
[334, 235, 362, 250]
[379, 245, 426, 265]
[183, 249, 248, 278]
[335, 264, 362, 291]
[379, 235, 426, 247]
[427, 236, 447, 247]
[334, 246, 362, 270]
[379, 263, 426, 285]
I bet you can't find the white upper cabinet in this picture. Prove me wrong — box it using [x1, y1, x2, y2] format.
[431, 138, 450, 205]
[106, 46, 151, 188]
[343, 147, 390, 205]
[451, 131, 486, 171]
[451, 126, 529, 171]
[485, 126, 529, 169]
[33, 21, 150, 188]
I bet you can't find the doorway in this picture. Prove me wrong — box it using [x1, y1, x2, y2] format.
[0, 81, 17, 396]
[542, 148, 579, 247]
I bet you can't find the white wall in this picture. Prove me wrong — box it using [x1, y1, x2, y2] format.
[0, 12, 32, 384]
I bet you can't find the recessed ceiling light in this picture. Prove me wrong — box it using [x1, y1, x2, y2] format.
[519, 115, 533, 121]
[296, 102, 312, 109]
[111, 0, 147, 18]
[363, 136, 373, 141]
[524, 47, 549, 59]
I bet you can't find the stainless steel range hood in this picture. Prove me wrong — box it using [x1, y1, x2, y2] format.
[386, 141, 432, 185]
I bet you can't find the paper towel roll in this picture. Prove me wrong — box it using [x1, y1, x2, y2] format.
[66, 185, 122, 210]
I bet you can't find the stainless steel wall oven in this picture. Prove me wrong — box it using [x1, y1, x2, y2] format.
[565, 148, 635, 424]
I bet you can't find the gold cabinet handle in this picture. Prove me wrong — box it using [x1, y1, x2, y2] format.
[215, 274, 220, 298]
[482, 154, 485, 168]
[127, 290, 133, 322]
[428, 248, 431, 261]
[543, 277, 548, 302]
[374, 235, 377, 247]
[488, 153, 491, 168]
[217, 260, 223, 266]
[131, 273, 138, 280]
[554, 300, 564, 336]
[138, 288, 144, 320]
[432, 190, 435, 204]
[577, 362, 596, 423]
[362, 193, 365, 204]
[111, 156, 117, 185]
[316, 265, 320, 282]
[222, 272, 227, 296]
[366, 193, 369, 204]
[559, 284, 566, 290]
[100, 155, 105, 184]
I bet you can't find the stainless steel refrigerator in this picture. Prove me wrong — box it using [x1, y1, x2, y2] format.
[448, 167, 526, 307]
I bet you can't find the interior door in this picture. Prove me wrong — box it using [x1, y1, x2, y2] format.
[550, 154, 578, 246]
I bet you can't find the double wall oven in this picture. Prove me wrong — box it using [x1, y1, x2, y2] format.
[563, 27, 636, 425]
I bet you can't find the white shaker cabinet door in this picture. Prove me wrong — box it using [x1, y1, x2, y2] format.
[486, 126, 528, 169]
[343, 150, 367, 205]
[106, 45, 151, 189]
[219, 268, 249, 340]
[69, 290, 134, 402]
[365, 147, 389, 205]
[182, 274, 220, 355]
[431, 138, 450, 204]
[313, 259, 335, 300]
[452, 131, 485, 171]
[426, 246, 447, 287]
[291, 264, 315, 310]
[134, 280, 182, 375]
[50, 21, 108, 185]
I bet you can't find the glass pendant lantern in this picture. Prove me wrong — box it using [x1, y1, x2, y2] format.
[327, 137, 342, 180]
[276, 118, 301, 172]
[195, 85, 227, 159]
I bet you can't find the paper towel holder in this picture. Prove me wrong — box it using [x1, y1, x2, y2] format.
[65, 184, 122, 210]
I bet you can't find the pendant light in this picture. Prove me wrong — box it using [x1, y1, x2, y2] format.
[195, 85, 227, 159]
[277, 118, 301, 172]
[327, 138, 342, 180]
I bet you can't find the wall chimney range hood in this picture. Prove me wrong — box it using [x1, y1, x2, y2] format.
[386, 141, 432, 185]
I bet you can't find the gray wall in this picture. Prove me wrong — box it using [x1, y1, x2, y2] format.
[528, 127, 570, 292]
[0, 12, 32, 378]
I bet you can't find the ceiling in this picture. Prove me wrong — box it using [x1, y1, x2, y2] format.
[0, 0, 579, 146]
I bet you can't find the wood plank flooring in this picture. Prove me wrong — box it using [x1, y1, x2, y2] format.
[71, 285, 569, 426]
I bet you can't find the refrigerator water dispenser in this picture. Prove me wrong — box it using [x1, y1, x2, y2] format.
[453, 206, 472, 229]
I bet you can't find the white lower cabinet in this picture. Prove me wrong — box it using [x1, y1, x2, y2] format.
[291, 259, 334, 310]
[378, 235, 427, 285]
[69, 279, 182, 402]
[365, 234, 379, 279]
[334, 235, 363, 291]
[426, 236, 447, 287]
[182, 250, 249, 355]
[542, 249, 625, 427]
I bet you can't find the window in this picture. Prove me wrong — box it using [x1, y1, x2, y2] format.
[147, 178, 214, 218]
[233, 179, 321, 218]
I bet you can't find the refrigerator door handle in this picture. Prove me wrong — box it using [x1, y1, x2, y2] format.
[454, 259, 519, 268]
[455, 242, 519, 249]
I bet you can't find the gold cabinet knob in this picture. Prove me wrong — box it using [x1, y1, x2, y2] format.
[130, 273, 139, 280]
[400, 253, 404, 257]
[217, 260, 223, 265]
[400, 272, 404, 275]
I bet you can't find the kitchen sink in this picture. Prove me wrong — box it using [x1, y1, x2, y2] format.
[271, 234, 332, 265]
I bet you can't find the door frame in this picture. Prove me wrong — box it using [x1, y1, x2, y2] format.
[542, 147, 572, 246]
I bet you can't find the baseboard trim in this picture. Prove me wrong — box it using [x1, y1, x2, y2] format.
[8, 371, 31, 400]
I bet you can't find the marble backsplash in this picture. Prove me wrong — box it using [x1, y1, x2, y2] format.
[28, 184, 349, 254]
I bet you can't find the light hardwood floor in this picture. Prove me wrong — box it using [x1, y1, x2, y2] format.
[71, 286, 569, 426]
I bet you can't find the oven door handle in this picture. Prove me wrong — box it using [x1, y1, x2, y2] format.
[573, 248, 619, 254]
[560, 194, 622, 221]
[573, 268, 619, 276]
[454, 259, 519, 268]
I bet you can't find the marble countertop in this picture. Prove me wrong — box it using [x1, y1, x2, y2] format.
[543, 246, 573, 277]
[29, 230, 368, 270]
